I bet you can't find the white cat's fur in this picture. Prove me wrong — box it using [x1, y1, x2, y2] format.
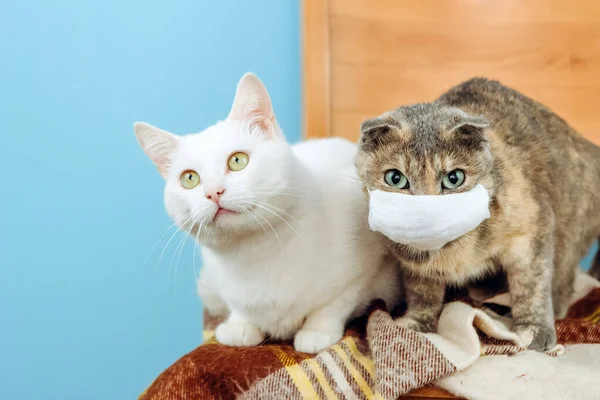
[134, 73, 401, 353]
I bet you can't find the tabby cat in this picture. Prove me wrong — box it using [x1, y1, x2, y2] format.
[355, 78, 600, 351]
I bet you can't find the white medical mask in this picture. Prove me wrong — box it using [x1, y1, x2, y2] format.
[368, 184, 491, 251]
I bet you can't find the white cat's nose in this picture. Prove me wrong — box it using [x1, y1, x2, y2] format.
[205, 187, 226, 203]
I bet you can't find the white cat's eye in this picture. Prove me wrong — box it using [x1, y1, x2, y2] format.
[180, 170, 200, 189]
[442, 169, 465, 190]
[228, 152, 249, 172]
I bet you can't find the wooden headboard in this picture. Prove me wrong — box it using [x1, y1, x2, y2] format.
[302, 0, 600, 145]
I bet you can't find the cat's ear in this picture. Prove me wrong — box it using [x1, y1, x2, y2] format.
[134, 122, 180, 179]
[227, 72, 279, 138]
[447, 113, 490, 149]
[359, 118, 395, 151]
[449, 114, 490, 136]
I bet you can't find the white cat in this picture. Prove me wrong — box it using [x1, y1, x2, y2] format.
[134, 73, 401, 353]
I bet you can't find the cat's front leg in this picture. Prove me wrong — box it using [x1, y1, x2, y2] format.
[196, 265, 229, 317]
[215, 309, 265, 347]
[395, 273, 445, 333]
[197, 275, 228, 317]
[504, 234, 557, 351]
[294, 279, 368, 353]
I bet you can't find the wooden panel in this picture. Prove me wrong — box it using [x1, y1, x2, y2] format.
[331, 20, 600, 70]
[307, 0, 600, 145]
[331, 66, 600, 140]
[331, 0, 600, 24]
[302, 0, 330, 139]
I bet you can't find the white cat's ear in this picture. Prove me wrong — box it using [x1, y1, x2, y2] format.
[227, 72, 279, 138]
[134, 122, 179, 179]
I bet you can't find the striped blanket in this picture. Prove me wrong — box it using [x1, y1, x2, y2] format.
[140, 273, 600, 400]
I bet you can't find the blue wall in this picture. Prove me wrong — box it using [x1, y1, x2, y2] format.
[0, 1, 299, 399]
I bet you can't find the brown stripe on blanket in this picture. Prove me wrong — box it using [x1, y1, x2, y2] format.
[556, 320, 600, 344]
[566, 288, 600, 319]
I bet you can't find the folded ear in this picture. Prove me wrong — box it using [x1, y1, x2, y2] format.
[227, 72, 278, 138]
[133, 122, 179, 179]
[449, 113, 490, 136]
[359, 118, 396, 151]
[446, 112, 490, 150]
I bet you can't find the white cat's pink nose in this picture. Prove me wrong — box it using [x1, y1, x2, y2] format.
[205, 188, 226, 203]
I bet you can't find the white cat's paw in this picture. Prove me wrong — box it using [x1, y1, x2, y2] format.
[215, 321, 264, 347]
[294, 329, 342, 353]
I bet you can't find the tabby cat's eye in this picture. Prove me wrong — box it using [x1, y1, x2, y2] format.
[442, 169, 465, 190]
[384, 169, 409, 189]
[180, 170, 200, 189]
[228, 152, 249, 172]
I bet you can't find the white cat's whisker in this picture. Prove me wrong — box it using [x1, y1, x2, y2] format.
[228, 193, 313, 206]
[244, 200, 313, 255]
[169, 232, 188, 289]
[240, 204, 269, 235]
[252, 180, 304, 186]
[240, 201, 284, 254]
[191, 217, 208, 281]
[153, 215, 195, 283]
[254, 207, 284, 256]
[172, 217, 198, 290]
[245, 190, 303, 196]
[168, 219, 196, 287]
[248, 184, 305, 193]
[246, 191, 309, 200]
[248, 199, 301, 224]
[137, 221, 180, 279]
[251, 187, 305, 194]
[227, 186, 305, 196]
[192, 229, 199, 282]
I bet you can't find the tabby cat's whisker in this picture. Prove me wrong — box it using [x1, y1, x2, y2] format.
[327, 173, 362, 182]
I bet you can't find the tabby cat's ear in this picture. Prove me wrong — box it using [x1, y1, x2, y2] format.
[134, 122, 180, 179]
[359, 118, 395, 151]
[449, 114, 490, 136]
[227, 73, 279, 138]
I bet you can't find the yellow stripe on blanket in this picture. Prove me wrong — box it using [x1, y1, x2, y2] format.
[304, 358, 339, 400]
[202, 330, 217, 344]
[331, 340, 375, 399]
[585, 307, 600, 324]
[271, 347, 319, 399]
[342, 338, 384, 400]
[344, 337, 376, 381]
